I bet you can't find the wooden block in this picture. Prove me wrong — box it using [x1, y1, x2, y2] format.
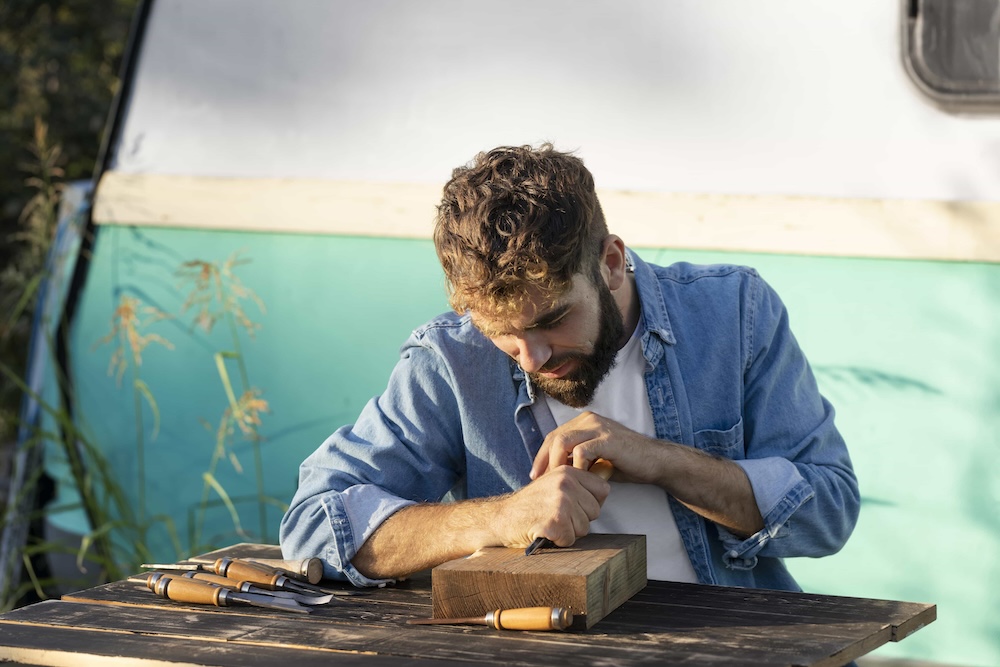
[432, 533, 646, 629]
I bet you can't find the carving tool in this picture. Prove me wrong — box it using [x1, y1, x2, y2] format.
[408, 606, 572, 631]
[140, 556, 320, 583]
[525, 458, 615, 556]
[178, 571, 337, 605]
[244, 557, 324, 584]
[140, 557, 363, 597]
[130, 572, 310, 614]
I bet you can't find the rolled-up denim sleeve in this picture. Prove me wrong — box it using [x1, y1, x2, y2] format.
[281, 482, 415, 587]
[279, 339, 465, 585]
[719, 274, 859, 569]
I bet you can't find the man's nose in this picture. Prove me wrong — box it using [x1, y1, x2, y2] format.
[512, 333, 551, 373]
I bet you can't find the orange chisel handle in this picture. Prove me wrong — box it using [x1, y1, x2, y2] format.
[588, 458, 614, 480]
[154, 576, 227, 606]
[185, 571, 242, 589]
[492, 607, 572, 631]
[214, 558, 284, 589]
[138, 571, 174, 590]
[247, 557, 323, 584]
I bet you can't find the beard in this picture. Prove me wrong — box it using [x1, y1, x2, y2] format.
[529, 278, 625, 408]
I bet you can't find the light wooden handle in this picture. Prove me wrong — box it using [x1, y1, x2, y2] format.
[155, 576, 225, 606]
[590, 458, 614, 480]
[216, 559, 281, 589]
[185, 572, 238, 589]
[140, 572, 175, 590]
[493, 607, 572, 631]
[248, 557, 323, 584]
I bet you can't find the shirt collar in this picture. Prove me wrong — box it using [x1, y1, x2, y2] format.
[628, 248, 676, 346]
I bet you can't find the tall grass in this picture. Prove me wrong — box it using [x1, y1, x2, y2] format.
[1, 123, 280, 606]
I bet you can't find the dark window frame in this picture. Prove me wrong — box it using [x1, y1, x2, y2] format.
[902, 0, 1000, 112]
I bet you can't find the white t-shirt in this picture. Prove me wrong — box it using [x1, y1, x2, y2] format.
[541, 322, 699, 583]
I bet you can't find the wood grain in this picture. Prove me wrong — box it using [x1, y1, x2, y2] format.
[432, 533, 646, 629]
[0, 542, 936, 667]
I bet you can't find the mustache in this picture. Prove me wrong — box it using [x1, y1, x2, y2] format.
[537, 353, 587, 374]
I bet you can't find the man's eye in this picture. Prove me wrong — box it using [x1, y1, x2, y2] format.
[536, 314, 568, 330]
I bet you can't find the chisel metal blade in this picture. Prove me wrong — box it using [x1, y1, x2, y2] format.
[228, 590, 311, 613]
[141, 562, 209, 571]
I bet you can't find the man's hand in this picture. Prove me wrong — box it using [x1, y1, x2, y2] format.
[352, 464, 609, 580]
[531, 411, 765, 538]
[531, 411, 662, 483]
[496, 465, 611, 548]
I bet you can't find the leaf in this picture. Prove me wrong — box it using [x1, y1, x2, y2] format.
[201, 472, 247, 537]
[2, 272, 43, 337]
[214, 352, 242, 417]
[133, 378, 160, 440]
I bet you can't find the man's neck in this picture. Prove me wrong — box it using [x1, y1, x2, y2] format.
[617, 273, 641, 349]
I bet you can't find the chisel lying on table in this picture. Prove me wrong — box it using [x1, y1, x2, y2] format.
[174, 571, 337, 605]
[142, 556, 321, 583]
[408, 607, 573, 631]
[130, 572, 310, 614]
[142, 556, 319, 583]
[140, 557, 364, 597]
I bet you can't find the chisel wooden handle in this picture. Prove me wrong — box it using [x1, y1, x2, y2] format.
[492, 607, 572, 630]
[247, 558, 323, 584]
[589, 458, 614, 480]
[137, 571, 174, 590]
[154, 576, 227, 607]
[185, 572, 240, 589]
[215, 558, 284, 589]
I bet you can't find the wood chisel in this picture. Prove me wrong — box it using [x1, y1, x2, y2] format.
[407, 606, 573, 631]
[524, 458, 615, 556]
[178, 571, 337, 605]
[140, 556, 321, 583]
[140, 557, 363, 597]
[131, 572, 310, 614]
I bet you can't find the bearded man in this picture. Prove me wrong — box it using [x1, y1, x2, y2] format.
[280, 144, 859, 589]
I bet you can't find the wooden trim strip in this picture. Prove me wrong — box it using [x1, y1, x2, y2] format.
[93, 171, 1000, 263]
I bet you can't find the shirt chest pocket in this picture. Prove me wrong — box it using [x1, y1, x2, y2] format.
[692, 417, 745, 460]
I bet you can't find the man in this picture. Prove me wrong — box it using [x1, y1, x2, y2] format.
[280, 144, 859, 589]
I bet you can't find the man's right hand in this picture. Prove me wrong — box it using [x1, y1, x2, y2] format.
[493, 465, 611, 549]
[353, 465, 610, 580]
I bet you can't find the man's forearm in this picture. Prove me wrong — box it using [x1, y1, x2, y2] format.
[352, 465, 611, 580]
[653, 443, 764, 538]
[352, 498, 503, 580]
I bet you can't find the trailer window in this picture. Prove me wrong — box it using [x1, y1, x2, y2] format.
[903, 0, 1000, 112]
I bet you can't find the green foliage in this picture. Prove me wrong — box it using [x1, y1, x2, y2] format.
[0, 0, 139, 440]
[0, 0, 138, 606]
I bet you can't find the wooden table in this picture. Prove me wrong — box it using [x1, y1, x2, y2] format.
[0, 543, 934, 666]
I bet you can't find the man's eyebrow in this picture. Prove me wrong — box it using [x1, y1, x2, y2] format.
[525, 304, 571, 330]
[472, 303, 571, 337]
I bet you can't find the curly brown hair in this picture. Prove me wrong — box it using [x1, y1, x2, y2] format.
[433, 144, 608, 317]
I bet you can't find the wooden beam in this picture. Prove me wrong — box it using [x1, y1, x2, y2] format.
[93, 171, 1000, 262]
[431, 533, 647, 629]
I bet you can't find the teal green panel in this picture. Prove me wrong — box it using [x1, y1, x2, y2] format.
[636, 247, 1000, 667]
[56, 231, 998, 665]
[61, 225, 449, 558]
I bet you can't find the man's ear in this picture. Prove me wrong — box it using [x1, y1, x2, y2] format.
[601, 235, 628, 291]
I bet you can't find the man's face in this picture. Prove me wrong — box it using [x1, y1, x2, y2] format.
[472, 272, 625, 408]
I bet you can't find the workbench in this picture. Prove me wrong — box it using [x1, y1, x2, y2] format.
[0, 543, 934, 666]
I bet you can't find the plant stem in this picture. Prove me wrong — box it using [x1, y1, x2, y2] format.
[132, 373, 145, 524]
[214, 271, 267, 542]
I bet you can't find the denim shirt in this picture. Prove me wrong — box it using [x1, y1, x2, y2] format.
[280, 253, 860, 590]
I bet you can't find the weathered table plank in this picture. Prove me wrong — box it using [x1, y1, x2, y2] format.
[0, 614, 443, 667]
[0, 544, 935, 667]
[0, 598, 890, 666]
